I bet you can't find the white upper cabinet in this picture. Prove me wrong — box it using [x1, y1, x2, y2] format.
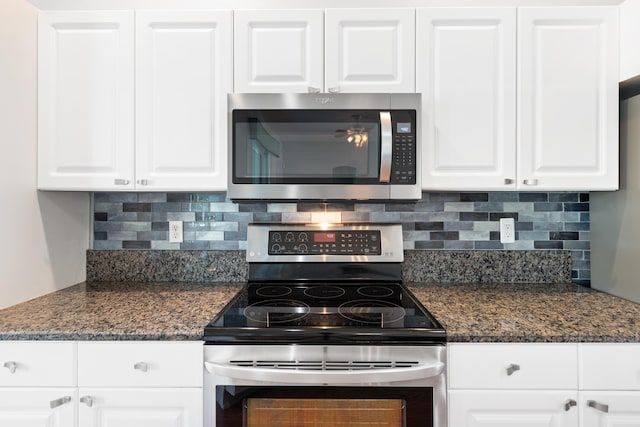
[518, 6, 619, 191]
[38, 11, 134, 190]
[136, 11, 232, 191]
[417, 8, 516, 190]
[234, 9, 323, 93]
[325, 8, 415, 93]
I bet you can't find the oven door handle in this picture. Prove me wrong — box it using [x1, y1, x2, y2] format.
[204, 361, 444, 384]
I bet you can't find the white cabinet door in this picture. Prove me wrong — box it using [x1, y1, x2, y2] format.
[38, 11, 134, 191]
[449, 390, 579, 427]
[234, 9, 323, 93]
[581, 392, 640, 427]
[136, 11, 232, 191]
[518, 6, 619, 190]
[417, 8, 516, 190]
[0, 388, 77, 427]
[78, 388, 202, 427]
[325, 9, 415, 93]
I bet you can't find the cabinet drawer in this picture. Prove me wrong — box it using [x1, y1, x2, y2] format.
[580, 344, 640, 390]
[448, 343, 578, 389]
[0, 341, 75, 387]
[78, 341, 202, 387]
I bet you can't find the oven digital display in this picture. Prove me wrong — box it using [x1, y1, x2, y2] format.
[313, 232, 336, 243]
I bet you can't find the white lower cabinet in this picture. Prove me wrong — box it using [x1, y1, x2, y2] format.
[580, 392, 640, 426]
[450, 390, 579, 426]
[579, 344, 640, 426]
[0, 388, 77, 427]
[78, 388, 201, 427]
[77, 341, 203, 427]
[1, 341, 202, 427]
[448, 343, 580, 427]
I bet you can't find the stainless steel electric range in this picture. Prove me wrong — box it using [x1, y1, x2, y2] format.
[203, 224, 446, 427]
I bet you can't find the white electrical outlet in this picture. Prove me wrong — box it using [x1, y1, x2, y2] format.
[169, 221, 183, 243]
[500, 218, 515, 244]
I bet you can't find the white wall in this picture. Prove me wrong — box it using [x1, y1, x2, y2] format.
[0, 0, 90, 309]
[621, 0, 640, 81]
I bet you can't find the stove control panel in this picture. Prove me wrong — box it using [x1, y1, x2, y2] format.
[268, 230, 381, 255]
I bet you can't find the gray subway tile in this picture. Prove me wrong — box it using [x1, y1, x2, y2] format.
[489, 192, 519, 202]
[444, 240, 474, 250]
[151, 241, 181, 250]
[196, 231, 225, 241]
[137, 231, 168, 241]
[474, 241, 504, 249]
[93, 240, 123, 249]
[209, 202, 239, 212]
[209, 241, 241, 250]
[167, 212, 196, 222]
[444, 202, 475, 212]
[138, 193, 167, 203]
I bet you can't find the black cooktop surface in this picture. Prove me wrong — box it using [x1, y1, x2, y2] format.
[204, 283, 446, 345]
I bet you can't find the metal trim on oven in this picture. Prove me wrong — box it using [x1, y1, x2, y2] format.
[204, 344, 447, 427]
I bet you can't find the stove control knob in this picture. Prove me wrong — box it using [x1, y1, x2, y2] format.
[299, 244, 308, 253]
[285, 232, 295, 242]
[299, 232, 308, 242]
[271, 244, 281, 253]
[272, 233, 282, 242]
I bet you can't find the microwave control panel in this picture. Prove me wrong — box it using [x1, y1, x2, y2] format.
[390, 111, 417, 185]
[268, 231, 381, 255]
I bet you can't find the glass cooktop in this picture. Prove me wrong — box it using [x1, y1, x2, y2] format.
[204, 283, 446, 345]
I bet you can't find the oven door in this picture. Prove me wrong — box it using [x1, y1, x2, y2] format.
[204, 345, 446, 427]
[227, 93, 420, 201]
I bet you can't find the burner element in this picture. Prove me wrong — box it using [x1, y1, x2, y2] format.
[338, 300, 406, 326]
[303, 285, 346, 299]
[244, 299, 310, 326]
[357, 285, 394, 298]
[255, 286, 292, 298]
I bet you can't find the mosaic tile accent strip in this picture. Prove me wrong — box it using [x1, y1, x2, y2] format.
[92, 191, 591, 285]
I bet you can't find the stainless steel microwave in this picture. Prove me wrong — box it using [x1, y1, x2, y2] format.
[228, 93, 421, 201]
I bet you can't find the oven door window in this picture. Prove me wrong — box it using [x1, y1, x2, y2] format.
[246, 398, 403, 427]
[215, 386, 433, 427]
[233, 110, 381, 184]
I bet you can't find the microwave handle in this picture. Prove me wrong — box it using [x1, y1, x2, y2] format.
[379, 112, 392, 183]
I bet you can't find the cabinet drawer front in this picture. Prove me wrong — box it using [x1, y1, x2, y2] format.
[448, 343, 578, 389]
[0, 342, 75, 387]
[580, 344, 640, 390]
[78, 341, 202, 387]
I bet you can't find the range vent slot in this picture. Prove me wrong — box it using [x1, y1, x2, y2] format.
[229, 360, 420, 371]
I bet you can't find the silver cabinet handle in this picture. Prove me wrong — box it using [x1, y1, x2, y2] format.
[523, 179, 539, 186]
[134, 362, 148, 372]
[506, 363, 520, 376]
[114, 179, 130, 185]
[328, 86, 340, 93]
[3, 361, 17, 374]
[565, 399, 577, 411]
[379, 111, 392, 183]
[504, 178, 514, 185]
[50, 396, 71, 409]
[136, 179, 148, 186]
[587, 400, 609, 413]
[80, 396, 94, 408]
[307, 86, 321, 93]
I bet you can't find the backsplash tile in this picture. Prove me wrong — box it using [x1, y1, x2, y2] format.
[92, 191, 591, 286]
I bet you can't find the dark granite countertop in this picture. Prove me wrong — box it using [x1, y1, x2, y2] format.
[0, 282, 242, 341]
[408, 282, 640, 343]
[0, 281, 639, 342]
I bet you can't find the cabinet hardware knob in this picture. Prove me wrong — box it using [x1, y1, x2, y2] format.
[80, 395, 94, 407]
[523, 179, 538, 185]
[587, 400, 609, 413]
[504, 178, 514, 185]
[134, 361, 149, 372]
[50, 396, 71, 409]
[136, 179, 148, 186]
[564, 399, 577, 411]
[3, 361, 17, 374]
[506, 363, 520, 376]
[307, 86, 321, 93]
[114, 179, 130, 185]
[328, 87, 341, 93]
